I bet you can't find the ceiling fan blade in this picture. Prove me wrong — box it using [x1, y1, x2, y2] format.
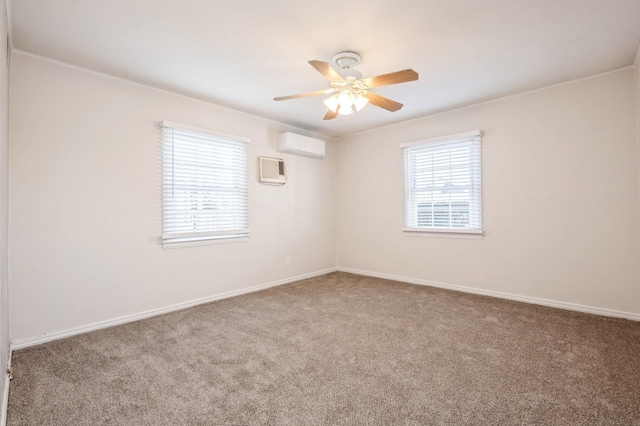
[359, 69, 418, 88]
[309, 60, 344, 82]
[323, 108, 339, 120]
[363, 92, 403, 112]
[274, 88, 334, 101]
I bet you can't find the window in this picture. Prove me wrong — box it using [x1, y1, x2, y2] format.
[161, 121, 249, 248]
[401, 131, 482, 234]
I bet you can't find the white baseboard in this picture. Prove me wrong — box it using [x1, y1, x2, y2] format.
[10, 265, 639, 351]
[10, 268, 337, 351]
[337, 267, 640, 321]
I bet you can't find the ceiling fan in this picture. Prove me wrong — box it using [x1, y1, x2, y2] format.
[273, 51, 419, 120]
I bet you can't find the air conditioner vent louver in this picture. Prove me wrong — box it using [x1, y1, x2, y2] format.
[259, 157, 286, 185]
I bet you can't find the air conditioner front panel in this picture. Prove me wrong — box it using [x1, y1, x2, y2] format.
[277, 132, 325, 158]
[259, 157, 286, 184]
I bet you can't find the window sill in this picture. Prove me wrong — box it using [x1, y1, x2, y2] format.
[162, 235, 249, 249]
[403, 228, 484, 240]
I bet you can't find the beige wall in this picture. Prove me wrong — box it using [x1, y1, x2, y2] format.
[636, 52, 640, 315]
[336, 68, 640, 316]
[0, 0, 9, 407]
[9, 52, 337, 342]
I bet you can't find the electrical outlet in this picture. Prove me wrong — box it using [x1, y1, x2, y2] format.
[285, 256, 292, 266]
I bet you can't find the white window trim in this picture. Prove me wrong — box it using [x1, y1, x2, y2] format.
[404, 229, 484, 240]
[399, 130, 481, 149]
[161, 121, 250, 249]
[403, 227, 484, 235]
[401, 130, 483, 237]
[162, 236, 249, 250]
[160, 121, 252, 145]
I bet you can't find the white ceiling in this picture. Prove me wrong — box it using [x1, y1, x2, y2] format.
[10, 0, 640, 138]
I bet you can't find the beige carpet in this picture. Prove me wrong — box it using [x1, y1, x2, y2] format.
[7, 272, 640, 425]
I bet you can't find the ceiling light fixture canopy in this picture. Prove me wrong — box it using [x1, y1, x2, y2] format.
[332, 51, 361, 69]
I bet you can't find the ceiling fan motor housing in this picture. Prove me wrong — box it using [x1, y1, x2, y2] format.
[332, 51, 362, 79]
[332, 51, 361, 68]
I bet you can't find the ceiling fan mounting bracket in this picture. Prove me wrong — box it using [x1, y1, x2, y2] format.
[332, 51, 361, 70]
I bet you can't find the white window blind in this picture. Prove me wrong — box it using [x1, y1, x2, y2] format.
[161, 121, 249, 247]
[401, 131, 482, 234]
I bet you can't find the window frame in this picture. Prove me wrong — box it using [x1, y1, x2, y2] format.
[161, 121, 250, 249]
[401, 130, 483, 236]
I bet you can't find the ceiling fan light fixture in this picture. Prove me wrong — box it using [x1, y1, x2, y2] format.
[324, 90, 356, 115]
[337, 105, 354, 116]
[354, 94, 369, 112]
[324, 89, 367, 115]
[337, 90, 355, 109]
[323, 94, 339, 112]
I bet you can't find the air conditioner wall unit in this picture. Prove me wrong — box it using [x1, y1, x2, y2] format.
[277, 132, 325, 159]
[259, 157, 286, 185]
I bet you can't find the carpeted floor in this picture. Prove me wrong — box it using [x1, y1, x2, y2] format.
[7, 272, 640, 425]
